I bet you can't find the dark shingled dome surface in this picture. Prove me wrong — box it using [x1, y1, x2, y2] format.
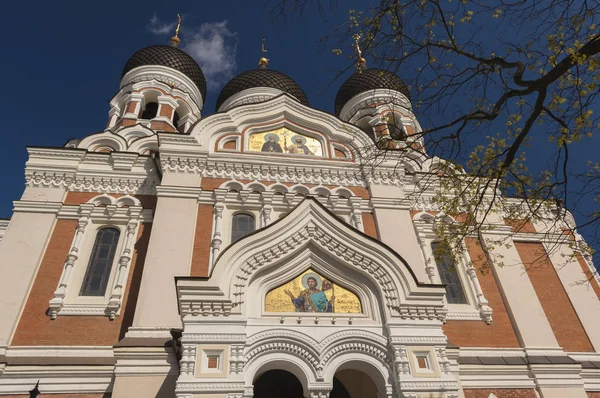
[216, 69, 309, 111]
[121, 45, 207, 100]
[334, 68, 411, 116]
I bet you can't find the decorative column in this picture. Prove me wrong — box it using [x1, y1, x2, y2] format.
[178, 113, 199, 133]
[261, 192, 274, 227]
[461, 242, 493, 324]
[154, 95, 179, 132]
[417, 236, 440, 284]
[121, 92, 144, 121]
[348, 197, 364, 232]
[107, 207, 142, 320]
[210, 189, 227, 266]
[49, 203, 94, 319]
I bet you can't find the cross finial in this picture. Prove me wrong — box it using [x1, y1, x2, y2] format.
[353, 33, 366, 70]
[170, 14, 182, 48]
[259, 35, 269, 68]
[175, 14, 182, 37]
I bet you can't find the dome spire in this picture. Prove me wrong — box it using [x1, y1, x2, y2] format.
[170, 14, 182, 48]
[353, 33, 367, 71]
[259, 35, 269, 69]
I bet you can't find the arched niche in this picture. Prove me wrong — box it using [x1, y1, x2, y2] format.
[245, 245, 382, 323]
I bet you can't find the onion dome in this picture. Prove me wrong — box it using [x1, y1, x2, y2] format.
[334, 68, 411, 116]
[216, 68, 309, 112]
[121, 45, 207, 100]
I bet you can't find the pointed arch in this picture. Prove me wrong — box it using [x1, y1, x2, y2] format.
[177, 198, 446, 322]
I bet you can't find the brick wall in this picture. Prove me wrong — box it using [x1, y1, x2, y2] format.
[515, 241, 594, 352]
[11, 221, 152, 346]
[361, 213, 379, 240]
[587, 392, 600, 398]
[443, 238, 520, 348]
[576, 252, 600, 299]
[190, 204, 214, 277]
[63, 192, 157, 209]
[463, 389, 537, 398]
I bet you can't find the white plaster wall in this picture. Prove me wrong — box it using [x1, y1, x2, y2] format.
[112, 374, 177, 398]
[538, 386, 588, 398]
[544, 244, 600, 351]
[133, 196, 198, 328]
[0, 211, 57, 346]
[20, 186, 65, 202]
[372, 208, 428, 283]
[483, 235, 559, 348]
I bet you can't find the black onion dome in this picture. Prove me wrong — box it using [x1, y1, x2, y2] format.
[334, 68, 411, 116]
[121, 45, 207, 100]
[216, 69, 309, 111]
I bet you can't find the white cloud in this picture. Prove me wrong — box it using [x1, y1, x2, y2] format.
[147, 13, 176, 35]
[147, 15, 238, 91]
[183, 21, 238, 91]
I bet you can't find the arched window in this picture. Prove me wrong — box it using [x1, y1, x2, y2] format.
[80, 228, 120, 297]
[140, 102, 158, 120]
[231, 213, 255, 243]
[431, 242, 467, 304]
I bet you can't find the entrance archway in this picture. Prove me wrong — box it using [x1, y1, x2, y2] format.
[253, 369, 351, 398]
[334, 369, 378, 397]
[253, 369, 303, 398]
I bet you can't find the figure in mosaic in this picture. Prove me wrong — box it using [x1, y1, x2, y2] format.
[284, 273, 335, 312]
[260, 133, 283, 153]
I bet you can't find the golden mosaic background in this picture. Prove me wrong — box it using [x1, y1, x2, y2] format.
[248, 128, 323, 156]
[265, 269, 362, 313]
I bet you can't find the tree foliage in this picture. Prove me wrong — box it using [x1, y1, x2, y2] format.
[266, 0, 600, 270]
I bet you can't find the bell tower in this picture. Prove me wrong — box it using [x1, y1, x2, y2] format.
[106, 16, 206, 133]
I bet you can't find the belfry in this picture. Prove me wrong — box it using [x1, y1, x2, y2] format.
[0, 16, 599, 398]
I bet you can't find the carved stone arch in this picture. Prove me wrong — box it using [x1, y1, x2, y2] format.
[245, 181, 268, 194]
[191, 95, 374, 155]
[128, 135, 158, 155]
[268, 183, 289, 195]
[200, 198, 446, 322]
[323, 352, 394, 396]
[331, 187, 353, 199]
[246, 248, 382, 322]
[244, 352, 317, 396]
[115, 195, 141, 207]
[221, 180, 244, 192]
[78, 132, 127, 152]
[320, 333, 391, 370]
[88, 193, 116, 206]
[290, 184, 310, 196]
[246, 329, 321, 370]
[310, 185, 332, 198]
[116, 124, 156, 145]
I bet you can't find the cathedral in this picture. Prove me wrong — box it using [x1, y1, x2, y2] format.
[0, 23, 599, 398]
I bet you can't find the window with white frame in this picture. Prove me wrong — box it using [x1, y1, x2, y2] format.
[49, 194, 145, 320]
[431, 241, 468, 304]
[413, 211, 493, 324]
[79, 227, 121, 297]
[231, 213, 256, 242]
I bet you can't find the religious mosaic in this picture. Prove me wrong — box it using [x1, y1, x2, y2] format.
[248, 128, 323, 156]
[265, 269, 362, 313]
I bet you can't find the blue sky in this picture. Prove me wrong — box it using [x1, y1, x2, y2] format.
[0, 1, 598, 258]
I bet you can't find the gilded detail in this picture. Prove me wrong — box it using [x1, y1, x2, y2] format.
[248, 128, 323, 156]
[265, 269, 361, 313]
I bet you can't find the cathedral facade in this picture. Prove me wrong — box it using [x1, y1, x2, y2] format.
[0, 36, 599, 398]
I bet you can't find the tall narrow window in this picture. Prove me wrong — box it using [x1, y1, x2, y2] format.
[80, 228, 120, 297]
[231, 214, 255, 243]
[431, 242, 467, 304]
